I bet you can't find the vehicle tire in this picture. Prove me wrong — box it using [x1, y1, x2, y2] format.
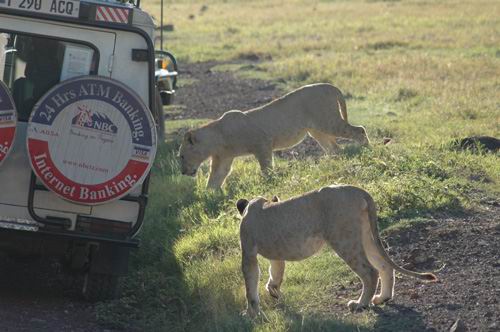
[82, 272, 119, 302]
[155, 88, 166, 141]
[160, 90, 173, 106]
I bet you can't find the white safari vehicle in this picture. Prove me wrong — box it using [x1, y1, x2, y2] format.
[0, 0, 176, 300]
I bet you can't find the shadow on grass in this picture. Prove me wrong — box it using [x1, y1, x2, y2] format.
[274, 302, 429, 332]
[95, 141, 197, 331]
[95, 141, 470, 330]
[96, 140, 246, 331]
[185, 298, 366, 332]
[341, 143, 367, 158]
[280, 310, 370, 332]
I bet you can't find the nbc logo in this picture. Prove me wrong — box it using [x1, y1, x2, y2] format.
[71, 105, 118, 135]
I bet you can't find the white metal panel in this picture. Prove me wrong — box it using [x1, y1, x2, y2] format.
[131, 9, 155, 39]
[0, 33, 5, 81]
[0, 123, 35, 207]
[0, 123, 91, 219]
[34, 191, 91, 215]
[111, 31, 150, 107]
[91, 199, 139, 223]
[0, 193, 78, 226]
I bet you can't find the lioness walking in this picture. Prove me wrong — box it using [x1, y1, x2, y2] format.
[236, 185, 437, 317]
[179, 84, 369, 189]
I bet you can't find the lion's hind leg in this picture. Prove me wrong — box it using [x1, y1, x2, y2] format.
[372, 268, 394, 305]
[345, 255, 379, 311]
[364, 248, 395, 305]
[266, 260, 285, 299]
[327, 239, 379, 311]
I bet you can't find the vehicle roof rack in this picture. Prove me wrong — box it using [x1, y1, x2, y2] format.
[83, 0, 137, 9]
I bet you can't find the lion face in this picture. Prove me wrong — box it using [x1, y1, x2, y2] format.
[354, 126, 370, 146]
[179, 131, 209, 176]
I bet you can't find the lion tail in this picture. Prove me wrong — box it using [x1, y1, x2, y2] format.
[364, 192, 438, 282]
[337, 95, 348, 123]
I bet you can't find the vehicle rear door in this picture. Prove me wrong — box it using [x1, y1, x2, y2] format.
[0, 15, 116, 225]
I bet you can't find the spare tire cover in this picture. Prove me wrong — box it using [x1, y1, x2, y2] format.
[27, 76, 157, 205]
[0, 81, 17, 167]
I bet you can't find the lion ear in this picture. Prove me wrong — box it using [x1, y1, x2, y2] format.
[271, 195, 280, 202]
[236, 199, 249, 215]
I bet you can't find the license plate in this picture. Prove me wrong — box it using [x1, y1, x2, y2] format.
[0, 0, 80, 19]
[0, 217, 40, 232]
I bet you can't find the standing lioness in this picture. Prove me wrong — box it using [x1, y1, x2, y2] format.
[179, 84, 369, 189]
[236, 185, 437, 317]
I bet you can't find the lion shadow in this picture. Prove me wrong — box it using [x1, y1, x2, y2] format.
[371, 302, 431, 332]
[267, 301, 430, 332]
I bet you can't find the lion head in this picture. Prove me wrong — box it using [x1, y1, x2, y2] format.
[237, 195, 280, 216]
[178, 131, 211, 176]
[353, 126, 370, 146]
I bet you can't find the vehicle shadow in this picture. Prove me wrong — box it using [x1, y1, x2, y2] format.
[88, 141, 196, 331]
[0, 254, 102, 331]
[0, 255, 74, 297]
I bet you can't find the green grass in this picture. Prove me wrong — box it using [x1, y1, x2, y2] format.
[96, 144, 498, 331]
[166, 117, 211, 134]
[96, 0, 499, 331]
[151, 0, 499, 149]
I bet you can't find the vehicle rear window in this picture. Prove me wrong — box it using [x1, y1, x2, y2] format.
[0, 32, 98, 121]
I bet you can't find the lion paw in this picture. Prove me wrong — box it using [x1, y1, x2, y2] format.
[347, 300, 368, 312]
[266, 283, 281, 299]
[242, 298, 261, 319]
[372, 295, 392, 305]
[242, 306, 259, 319]
[241, 309, 257, 319]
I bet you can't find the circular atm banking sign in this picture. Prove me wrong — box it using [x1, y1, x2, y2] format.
[27, 76, 157, 205]
[0, 81, 17, 166]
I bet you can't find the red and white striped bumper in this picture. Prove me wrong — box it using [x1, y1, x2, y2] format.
[95, 5, 131, 24]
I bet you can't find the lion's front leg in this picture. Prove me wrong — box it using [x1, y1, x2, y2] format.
[242, 251, 260, 318]
[254, 148, 274, 176]
[207, 156, 234, 189]
[308, 130, 341, 155]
